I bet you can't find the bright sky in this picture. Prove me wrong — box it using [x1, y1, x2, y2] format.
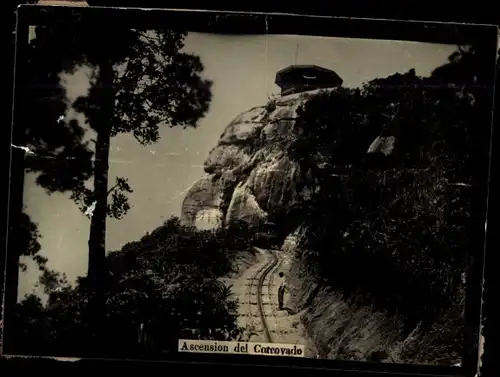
[18, 31, 458, 298]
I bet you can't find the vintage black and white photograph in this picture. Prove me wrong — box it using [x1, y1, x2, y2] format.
[2, 7, 496, 372]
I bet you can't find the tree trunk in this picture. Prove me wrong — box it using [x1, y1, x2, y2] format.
[87, 130, 111, 290]
[87, 58, 114, 352]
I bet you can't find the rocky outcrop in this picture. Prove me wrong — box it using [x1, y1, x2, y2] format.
[226, 180, 267, 225]
[181, 88, 398, 230]
[181, 175, 224, 228]
[181, 90, 327, 228]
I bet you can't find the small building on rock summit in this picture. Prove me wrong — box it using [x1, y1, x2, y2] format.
[275, 65, 343, 96]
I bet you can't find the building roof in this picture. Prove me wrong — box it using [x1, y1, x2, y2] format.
[275, 65, 343, 88]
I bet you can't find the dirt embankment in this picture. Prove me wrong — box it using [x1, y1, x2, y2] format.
[283, 254, 464, 366]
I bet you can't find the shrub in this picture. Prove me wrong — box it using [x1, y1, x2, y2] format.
[11, 216, 243, 357]
[289, 54, 482, 335]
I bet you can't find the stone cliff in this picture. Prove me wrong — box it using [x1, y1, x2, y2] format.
[181, 88, 391, 231]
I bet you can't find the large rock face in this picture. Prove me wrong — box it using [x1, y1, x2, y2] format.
[181, 89, 390, 229]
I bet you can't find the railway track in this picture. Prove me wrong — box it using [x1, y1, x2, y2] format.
[237, 248, 315, 357]
[247, 248, 278, 343]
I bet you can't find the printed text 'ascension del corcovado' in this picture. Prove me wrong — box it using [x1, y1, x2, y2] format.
[178, 339, 305, 357]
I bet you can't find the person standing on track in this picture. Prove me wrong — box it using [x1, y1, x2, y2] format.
[278, 272, 286, 310]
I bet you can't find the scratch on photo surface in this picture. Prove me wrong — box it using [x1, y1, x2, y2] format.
[265, 15, 269, 95]
[148, 151, 181, 157]
[2, 353, 81, 362]
[11, 144, 35, 155]
[84, 201, 97, 217]
[108, 159, 134, 164]
[11, 146, 135, 165]
[153, 152, 181, 157]
[56, 233, 64, 250]
[38, 0, 88, 6]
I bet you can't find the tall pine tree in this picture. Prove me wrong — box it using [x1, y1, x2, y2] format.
[22, 23, 212, 348]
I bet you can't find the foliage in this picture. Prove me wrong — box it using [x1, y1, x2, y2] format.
[20, 24, 214, 343]
[16, 212, 45, 272]
[13, 211, 69, 295]
[287, 46, 488, 338]
[315, 168, 470, 324]
[2, 209, 67, 349]
[22, 26, 94, 194]
[11, 217, 244, 357]
[24, 25, 212, 221]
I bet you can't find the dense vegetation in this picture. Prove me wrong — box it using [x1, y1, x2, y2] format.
[5, 21, 213, 355]
[283, 46, 491, 362]
[9, 22, 213, 351]
[10, 217, 257, 357]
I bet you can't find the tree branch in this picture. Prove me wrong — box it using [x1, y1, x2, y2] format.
[107, 183, 119, 196]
